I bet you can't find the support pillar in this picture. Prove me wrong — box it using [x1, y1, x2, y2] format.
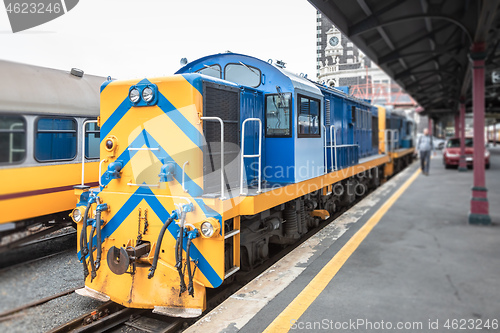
[454, 114, 460, 138]
[495, 122, 497, 147]
[428, 118, 433, 135]
[487, 123, 491, 144]
[458, 102, 467, 171]
[469, 43, 490, 225]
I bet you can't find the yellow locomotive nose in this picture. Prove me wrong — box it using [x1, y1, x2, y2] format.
[75, 74, 224, 317]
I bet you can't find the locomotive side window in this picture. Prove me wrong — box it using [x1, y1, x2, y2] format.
[0, 115, 26, 164]
[35, 118, 77, 161]
[265, 93, 292, 137]
[85, 122, 100, 159]
[298, 95, 321, 138]
[196, 64, 222, 79]
[224, 63, 261, 88]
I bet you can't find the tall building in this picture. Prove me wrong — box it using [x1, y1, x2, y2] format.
[316, 11, 415, 108]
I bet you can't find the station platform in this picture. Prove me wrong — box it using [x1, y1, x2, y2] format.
[186, 147, 500, 333]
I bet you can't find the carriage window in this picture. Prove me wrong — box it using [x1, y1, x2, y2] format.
[196, 64, 221, 79]
[35, 118, 77, 161]
[224, 63, 261, 88]
[0, 115, 26, 164]
[298, 95, 321, 138]
[85, 122, 100, 159]
[266, 93, 292, 137]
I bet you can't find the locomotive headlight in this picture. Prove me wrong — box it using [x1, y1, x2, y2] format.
[70, 207, 85, 223]
[129, 88, 140, 103]
[200, 222, 214, 237]
[105, 139, 114, 150]
[142, 87, 154, 102]
[104, 136, 118, 155]
[198, 218, 220, 238]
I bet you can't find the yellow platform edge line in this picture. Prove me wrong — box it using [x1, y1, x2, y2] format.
[263, 167, 422, 333]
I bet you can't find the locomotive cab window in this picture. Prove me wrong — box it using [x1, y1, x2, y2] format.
[0, 115, 26, 164]
[85, 122, 100, 159]
[224, 63, 261, 88]
[35, 118, 77, 161]
[265, 93, 292, 137]
[196, 64, 222, 79]
[298, 95, 320, 137]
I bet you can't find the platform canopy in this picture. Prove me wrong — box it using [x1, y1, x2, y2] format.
[308, 0, 500, 117]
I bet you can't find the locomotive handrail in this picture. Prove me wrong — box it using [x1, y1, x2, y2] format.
[323, 125, 360, 172]
[81, 120, 98, 186]
[98, 159, 106, 187]
[384, 129, 391, 154]
[200, 116, 226, 200]
[224, 229, 240, 239]
[384, 129, 389, 153]
[392, 129, 399, 150]
[127, 147, 160, 151]
[240, 118, 262, 195]
[323, 125, 341, 173]
[323, 125, 327, 174]
[127, 183, 160, 187]
[383, 129, 400, 156]
[182, 161, 189, 193]
[334, 144, 359, 147]
[330, 125, 337, 171]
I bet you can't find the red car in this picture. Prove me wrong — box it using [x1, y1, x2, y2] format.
[443, 137, 490, 169]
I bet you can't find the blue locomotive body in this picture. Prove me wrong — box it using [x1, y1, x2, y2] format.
[176, 53, 397, 186]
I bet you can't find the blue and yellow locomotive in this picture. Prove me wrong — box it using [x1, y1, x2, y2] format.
[72, 53, 415, 317]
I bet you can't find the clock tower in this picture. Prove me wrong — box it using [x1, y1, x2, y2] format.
[325, 26, 342, 64]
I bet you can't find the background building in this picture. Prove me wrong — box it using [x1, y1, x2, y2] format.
[315, 11, 425, 129]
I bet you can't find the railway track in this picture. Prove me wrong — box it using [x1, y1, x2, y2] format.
[0, 286, 82, 323]
[47, 302, 185, 333]
[0, 228, 76, 270]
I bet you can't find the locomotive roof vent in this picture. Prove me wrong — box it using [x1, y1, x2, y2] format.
[70, 68, 84, 77]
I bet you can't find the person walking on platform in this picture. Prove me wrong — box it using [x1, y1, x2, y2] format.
[417, 128, 433, 175]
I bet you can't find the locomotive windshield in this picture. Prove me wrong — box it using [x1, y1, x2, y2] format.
[224, 63, 261, 87]
[196, 64, 221, 79]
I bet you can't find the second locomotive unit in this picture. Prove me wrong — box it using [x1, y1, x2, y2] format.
[72, 53, 415, 317]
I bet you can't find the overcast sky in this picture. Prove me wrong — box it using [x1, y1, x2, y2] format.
[0, 0, 317, 80]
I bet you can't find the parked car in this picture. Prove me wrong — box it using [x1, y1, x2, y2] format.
[416, 133, 446, 150]
[443, 137, 490, 169]
[433, 136, 446, 150]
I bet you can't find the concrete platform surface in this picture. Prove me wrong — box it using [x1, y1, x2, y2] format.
[188, 148, 500, 333]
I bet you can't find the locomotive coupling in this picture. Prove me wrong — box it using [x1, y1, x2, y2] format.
[106, 242, 151, 275]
